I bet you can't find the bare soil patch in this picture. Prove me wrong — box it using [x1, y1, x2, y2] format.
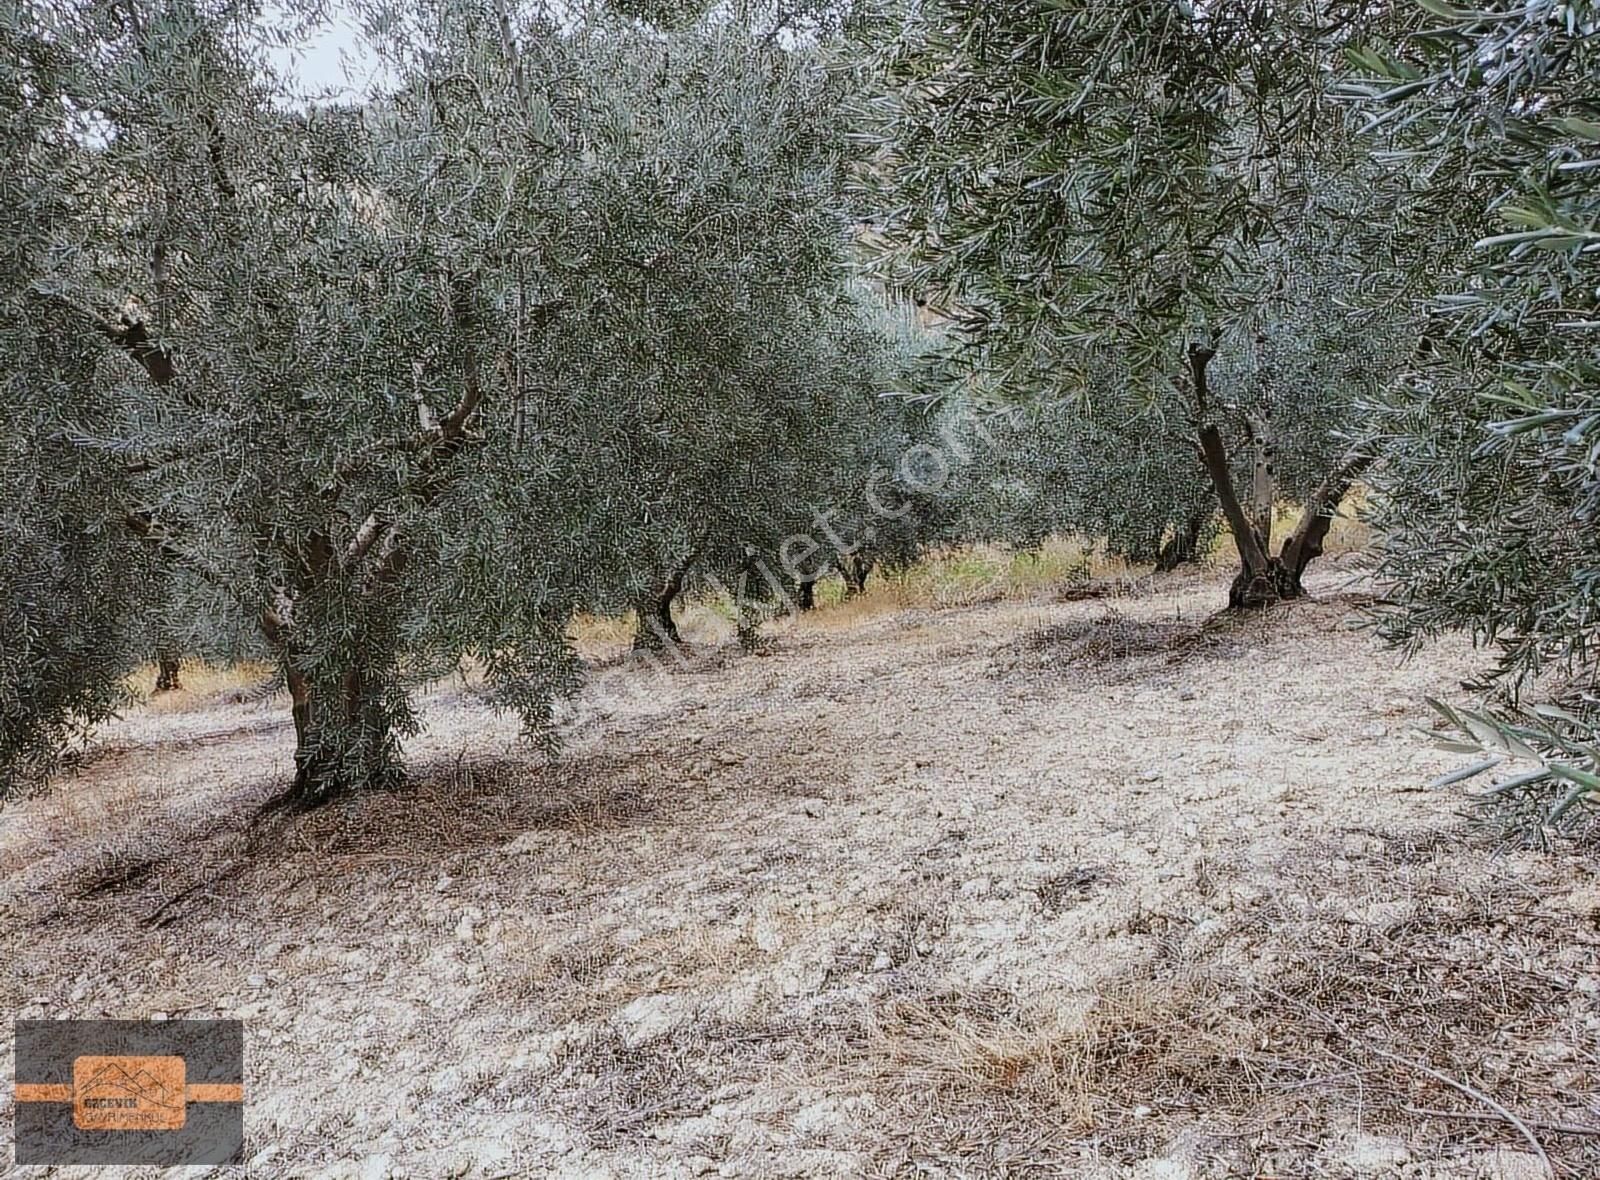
[3, 571, 1597, 1178]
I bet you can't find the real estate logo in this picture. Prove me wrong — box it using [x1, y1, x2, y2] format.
[13, 1020, 243, 1165]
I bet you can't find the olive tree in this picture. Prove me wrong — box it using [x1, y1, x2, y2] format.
[1, 0, 915, 802]
[1, 0, 176, 788]
[852, 0, 1413, 607]
[1344, 0, 1600, 824]
[955, 391, 1217, 570]
[494, 17, 897, 647]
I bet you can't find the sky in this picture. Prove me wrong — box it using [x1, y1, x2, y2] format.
[265, 9, 386, 101]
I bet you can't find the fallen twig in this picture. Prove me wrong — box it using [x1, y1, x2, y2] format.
[1257, 984, 1554, 1178]
[1403, 1106, 1600, 1139]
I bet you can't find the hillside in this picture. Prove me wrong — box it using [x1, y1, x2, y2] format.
[3, 571, 1597, 1178]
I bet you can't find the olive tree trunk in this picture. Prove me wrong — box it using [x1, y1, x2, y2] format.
[1154, 512, 1208, 573]
[1187, 343, 1370, 610]
[634, 553, 694, 651]
[840, 555, 874, 598]
[154, 645, 183, 693]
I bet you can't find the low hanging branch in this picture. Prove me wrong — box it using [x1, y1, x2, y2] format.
[35, 291, 175, 386]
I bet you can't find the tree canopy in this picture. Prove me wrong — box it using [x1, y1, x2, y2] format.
[6, 0, 1600, 829]
[850, 0, 1418, 606]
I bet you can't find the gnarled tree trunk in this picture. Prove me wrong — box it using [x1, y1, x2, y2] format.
[1155, 512, 1207, 572]
[1187, 342, 1370, 610]
[634, 553, 694, 651]
[281, 660, 404, 808]
[840, 555, 874, 598]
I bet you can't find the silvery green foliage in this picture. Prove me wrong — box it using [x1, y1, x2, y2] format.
[850, 0, 1412, 601]
[0, 0, 880, 802]
[789, 301, 966, 590]
[954, 394, 1216, 566]
[472, 13, 898, 629]
[0, 0, 167, 788]
[1345, 1, 1600, 824]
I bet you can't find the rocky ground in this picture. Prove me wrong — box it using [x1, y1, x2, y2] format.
[4, 567, 1599, 1178]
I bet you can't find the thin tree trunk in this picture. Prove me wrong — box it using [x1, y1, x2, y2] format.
[1188, 343, 1319, 610]
[1155, 512, 1207, 573]
[1188, 344, 1270, 580]
[283, 665, 330, 807]
[634, 554, 693, 650]
[1279, 451, 1374, 579]
[795, 579, 816, 611]
[840, 555, 873, 598]
[154, 646, 182, 693]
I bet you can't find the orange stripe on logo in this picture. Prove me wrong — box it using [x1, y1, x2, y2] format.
[15, 1084, 73, 1103]
[16, 1082, 240, 1103]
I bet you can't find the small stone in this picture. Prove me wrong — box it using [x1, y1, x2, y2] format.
[1131, 1161, 1194, 1180]
[871, 951, 892, 972]
[753, 920, 783, 954]
[435, 876, 453, 893]
[1532, 1040, 1574, 1064]
[1342, 1133, 1411, 1173]
[247, 975, 267, 988]
[1187, 918, 1227, 954]
[615, 993, 689, 1046]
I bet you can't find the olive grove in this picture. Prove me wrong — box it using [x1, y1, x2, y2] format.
[853, 0, 1420, 608]
[8, 0, 1600, 834]
[0, 0, 914, 802]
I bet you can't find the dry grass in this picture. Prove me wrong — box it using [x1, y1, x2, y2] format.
[556, 517, 1367, 666]
[1230, 837, 1600, 1176]
[815, 538, 1134, 618]
[1211, 486, 1374, 568]
[989, 608, 1251, 683]
[855, 970, 1262, 1168]
[124, 659, 276, 712]
[22, 555, 1592, 1179]
[569, 601, 736, 663]
[496, 920, 766, 1025]
[829, 821, 1600, 1176]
